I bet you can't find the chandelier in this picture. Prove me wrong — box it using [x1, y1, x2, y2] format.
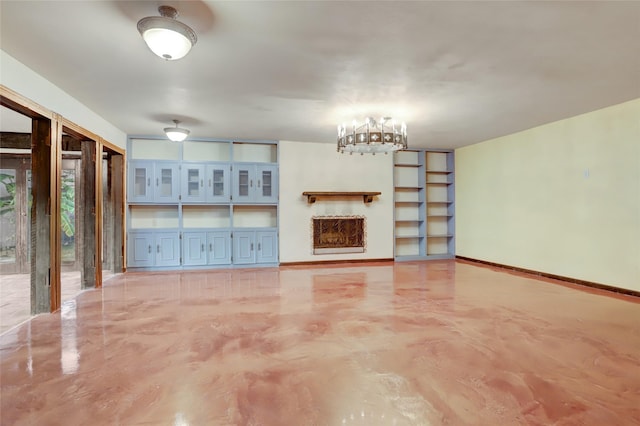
[337, 117, 407, 155]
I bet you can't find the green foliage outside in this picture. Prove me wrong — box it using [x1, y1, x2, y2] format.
[0, 171, 75, 237]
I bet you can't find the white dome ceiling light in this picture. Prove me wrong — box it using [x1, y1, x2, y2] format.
[137, 5, 197, 61]
[164, 120, 190, 142]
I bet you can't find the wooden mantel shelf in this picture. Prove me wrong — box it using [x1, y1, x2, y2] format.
[302, 191, 381, 204]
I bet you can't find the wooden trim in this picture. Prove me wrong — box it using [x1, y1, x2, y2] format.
[0, 85, 52, 119]
[456, 256, 640, 299]
[61, 117, 99, 144]
[280, 258, 394, 267]
[50, 115, 63, 313]
[302, 191, 382, 204]
[100, 137, 125, 155]
[95, 142, 104, 288]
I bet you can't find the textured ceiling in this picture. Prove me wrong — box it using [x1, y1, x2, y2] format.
[1, 1, 639, 148]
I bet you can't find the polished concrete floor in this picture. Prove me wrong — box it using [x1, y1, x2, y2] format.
[0, 270, 117, 334]
[0, 260, 638, 425]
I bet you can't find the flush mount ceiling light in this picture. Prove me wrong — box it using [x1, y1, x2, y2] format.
[337, 117, 407, 155]
[137, 5, 197, 60]
[164, 120, 190, 142]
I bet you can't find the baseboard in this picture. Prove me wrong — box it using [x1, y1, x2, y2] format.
[456, 256, 640, 299]
[279, 258, 394, 267]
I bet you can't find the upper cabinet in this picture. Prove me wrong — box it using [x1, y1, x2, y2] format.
[232, 163, 278, 204]
[181, 162, 231, 203]
[128, 160, 180, 203]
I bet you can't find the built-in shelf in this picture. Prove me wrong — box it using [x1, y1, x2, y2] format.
[302, 191, 381, 204]
[394, 149, 455, 261]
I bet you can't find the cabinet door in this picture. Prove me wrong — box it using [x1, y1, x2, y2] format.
[206, 163, 230, 203]
[129, 161, 153, 202]
[256, 231, 278, 263]
[154, 163, 180, 203]
[207, 231, 231, 265]
[183, 232, 207, 266]
[232, 165, 255, 203]
[232, 231, 255, 264]
[182, 164, 206, 202]
[128, 232, 154, 267]
[256, 164, 278, 203]
[155, 232, 181, 267]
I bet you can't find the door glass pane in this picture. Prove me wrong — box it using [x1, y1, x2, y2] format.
[0, 169, 17, 264]
[213, 169, 224, 196]
[238, 170, 249, 196]
[261, 170, 272, 197]
[188, 168, 200, 196]
[134, 167, 147, 197]
[159, 168, 173, 197]
[61, 169, 76, 263]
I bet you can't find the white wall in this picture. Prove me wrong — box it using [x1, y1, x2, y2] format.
[279, 141, 395, 263]
[0, 50, 126, 149]
[455, 99, 640, 291]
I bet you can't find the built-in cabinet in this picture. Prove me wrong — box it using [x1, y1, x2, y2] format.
[232, 163, 278, 203]
[393, 149, 454, 260]
[232, 230, 278, 265]
[128, 161, 180, 203]
[126, 138, 278, 270]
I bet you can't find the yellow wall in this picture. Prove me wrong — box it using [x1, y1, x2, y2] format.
[279, 141, 395, 262]
[455, 99, 640, 291]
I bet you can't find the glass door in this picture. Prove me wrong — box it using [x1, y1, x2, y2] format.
[0, 160, 30, 274]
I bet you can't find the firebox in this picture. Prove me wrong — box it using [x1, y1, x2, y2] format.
[312, 216, 365, 254]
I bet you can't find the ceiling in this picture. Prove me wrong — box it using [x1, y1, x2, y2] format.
[1, 1, 639, 149]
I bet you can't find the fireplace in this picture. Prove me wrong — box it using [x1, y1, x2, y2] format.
[312, 216, 365, 254]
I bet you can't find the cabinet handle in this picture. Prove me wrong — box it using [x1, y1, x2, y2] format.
[250, 179, 253, 187]
[156, 178, 159, 186]
[258, 243, 261, 251]
[250, 243, 254, 251]
[148, 245, 151, 253]
[258, 180, 261, 188]
[156, 245, 160, 253]
[201, 179, 203, 187]
[209, 243, 213, 252]
[201, 244, 205, 252]
[147, 178, 150, 186]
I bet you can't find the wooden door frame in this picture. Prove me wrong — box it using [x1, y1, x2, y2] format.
[1, 84, 126, 313]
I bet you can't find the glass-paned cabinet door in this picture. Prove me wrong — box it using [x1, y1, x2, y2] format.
[181, 164, 205, 202]
[154, 163, 179, 203]
[233, 165, 253, 202]
[129, 161, 153, 202]
[206, 163, 230, 202]
[257, 164, 278, 203]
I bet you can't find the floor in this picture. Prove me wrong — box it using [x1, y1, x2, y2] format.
[0, 270, 117, 335]
[0, 260, 638, 425]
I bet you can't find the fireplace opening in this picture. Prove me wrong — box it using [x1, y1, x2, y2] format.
[312, 216, 365, 254]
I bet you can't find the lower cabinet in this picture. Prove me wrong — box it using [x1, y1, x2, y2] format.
[128, 229, 277, 269]
[232, 230, 278, 265]
[128, 231, 181, 268]
[183, 230, 231, 266]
